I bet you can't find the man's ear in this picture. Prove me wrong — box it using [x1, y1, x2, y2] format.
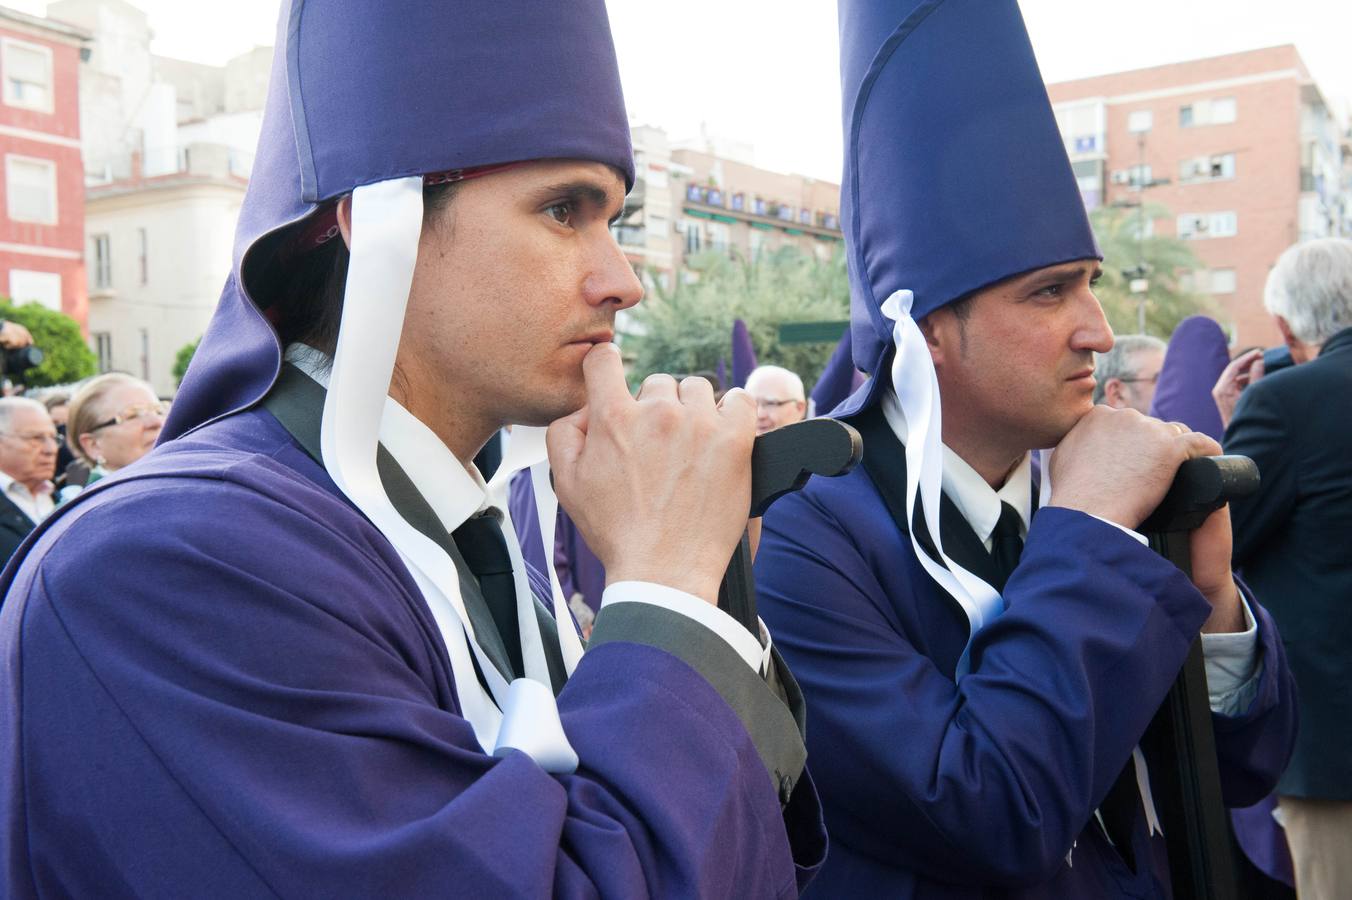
[336, 195, 354, 250]
[1102, 377, 1125, 408]
[1273, 315, 1297, 351]
[917, 308, 951, 368]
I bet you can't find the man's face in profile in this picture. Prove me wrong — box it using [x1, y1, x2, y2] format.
[399, 159, 643, 431]
[925, 260, 1115, 452]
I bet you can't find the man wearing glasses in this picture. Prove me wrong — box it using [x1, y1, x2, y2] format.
[0, 397, 58, 562]
[1093, 334, 1167, 414]
[746, 365, 809, 434]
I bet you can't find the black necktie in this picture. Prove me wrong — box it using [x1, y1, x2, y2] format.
[451, 514, 524, 679]
[989, 502, 1023, 593]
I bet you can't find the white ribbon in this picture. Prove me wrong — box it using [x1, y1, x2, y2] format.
[880, 289, 1002, 676]
[321, 178, 578, 772]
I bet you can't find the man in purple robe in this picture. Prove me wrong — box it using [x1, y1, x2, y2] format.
[754, 1, 1295, 897]
[0, 2, 824, 896]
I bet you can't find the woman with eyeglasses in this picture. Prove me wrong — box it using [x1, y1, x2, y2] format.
[60, 374, 167, 501]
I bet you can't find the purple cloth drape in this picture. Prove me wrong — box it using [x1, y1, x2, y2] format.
[731, 319, 757, 389]
[1149, 315, 1231, 442]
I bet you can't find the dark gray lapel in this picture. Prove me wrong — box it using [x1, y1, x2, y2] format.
[261, 364, 551, 687]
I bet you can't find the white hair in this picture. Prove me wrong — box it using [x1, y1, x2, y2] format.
[744, 365, 805, 401]
[1264, 238, 1352, 345]
[0, 396, 49, 433]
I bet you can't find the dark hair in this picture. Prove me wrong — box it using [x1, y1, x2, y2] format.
[263, 181, 463, 357]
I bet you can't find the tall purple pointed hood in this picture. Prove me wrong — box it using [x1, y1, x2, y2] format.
[163, 0, 634, 442]
[837, 0, 1100, 397]
[731, 319, 758, 389]
[1149, 316, 1230, 442]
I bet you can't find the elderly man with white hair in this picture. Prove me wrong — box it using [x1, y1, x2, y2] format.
[0, 397, 58, 562]
[1217, 236, 1352, 900]
[745, 364, 808, 434]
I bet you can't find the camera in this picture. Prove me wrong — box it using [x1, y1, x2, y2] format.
[2, 345, 44, 375]
[1261, 345, 1293, 376]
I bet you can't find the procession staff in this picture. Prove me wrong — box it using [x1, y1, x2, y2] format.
[0, 2, 825, 895]
[755, 1, 1296, 896]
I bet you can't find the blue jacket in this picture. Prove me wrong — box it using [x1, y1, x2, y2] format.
[756, 409, 1296, 898]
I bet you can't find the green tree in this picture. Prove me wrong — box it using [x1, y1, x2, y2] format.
[1089, 203, 1212, 337]
[0, 299, 97, 387]
[624, 245, 849, 392]
[173, 336, 200, 387]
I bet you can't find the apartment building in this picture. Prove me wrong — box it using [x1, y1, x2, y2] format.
[1048, 45, 1349, 347]
[51, 0, 267, 393]
[617, 124, 843, 288]
[0, 6, 90, 324]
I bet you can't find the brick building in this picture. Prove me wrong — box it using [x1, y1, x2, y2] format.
[1048, 45, 1349, 347]
[0, 6, 90, 326]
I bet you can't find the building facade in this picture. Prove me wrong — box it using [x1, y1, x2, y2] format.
[52, 0, 268, 394]
[1048, 45, 1350, 347]
[0, 7, 90, 324]
[617, 124, 843, 288]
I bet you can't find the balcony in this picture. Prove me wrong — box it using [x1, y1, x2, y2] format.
[85, 142, 254, 189]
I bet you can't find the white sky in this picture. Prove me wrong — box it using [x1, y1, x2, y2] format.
[18, 0, 1352, 182]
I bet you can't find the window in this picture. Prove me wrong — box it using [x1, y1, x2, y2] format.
[2, 38, 53, 112]
[1110, 165, 1151, 188]
[138, 227, 148, 285]
[140, 328, 150, 381]
[1209, 268, 1237, 293]
[1180, 97, 1237, 128]
[707, 222, 730, 254]
[1181, 153, 1235, 183]
[1177, 211, 1237, 239]
[91, 233, 111, 289]
[8, 269, 60, 311]
[1127, 110, 1153, 133]
[5, 155, 57, 224]
[682, 219, 703, 254]
[93, 332, 113, 373]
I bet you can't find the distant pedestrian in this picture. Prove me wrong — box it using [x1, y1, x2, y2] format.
[1093, 334, 1166, 413]
[1222, 237, 1352, 900]
[0, 398, 57, 562]
[745, 364, 807, 434]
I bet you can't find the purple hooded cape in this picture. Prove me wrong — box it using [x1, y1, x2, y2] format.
[0, 1, 824, 895]
[809, 327, 866, 417]
[508, 472, 606, 615]
[1149, 316, 1231, 442]
[754, 1, 1297, 897]
[731, 319, 758, 389]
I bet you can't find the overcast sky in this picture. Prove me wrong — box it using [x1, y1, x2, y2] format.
[19, 0, 1352, 182]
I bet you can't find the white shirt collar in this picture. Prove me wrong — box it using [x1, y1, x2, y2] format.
[284, 343, 495, 530]
[0, 468, 54, 522]
[881, 388, 1030, 545]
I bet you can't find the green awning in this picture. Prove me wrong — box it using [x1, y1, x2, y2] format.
[683, 208, 714, 219]
[750, 222, 774, 231]
[779, 320, 851, 344]
[711, 214, 738, 225]
[784, 228, 805, 236]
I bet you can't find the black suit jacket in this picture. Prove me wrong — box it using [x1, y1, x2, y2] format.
[0, 490, 37, 566]
[1225, 326, 1352, 799]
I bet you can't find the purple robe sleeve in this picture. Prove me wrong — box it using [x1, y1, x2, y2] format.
[2, 475, 822, 898]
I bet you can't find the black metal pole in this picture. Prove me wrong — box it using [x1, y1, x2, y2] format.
[1137, 455, 1260, 900]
